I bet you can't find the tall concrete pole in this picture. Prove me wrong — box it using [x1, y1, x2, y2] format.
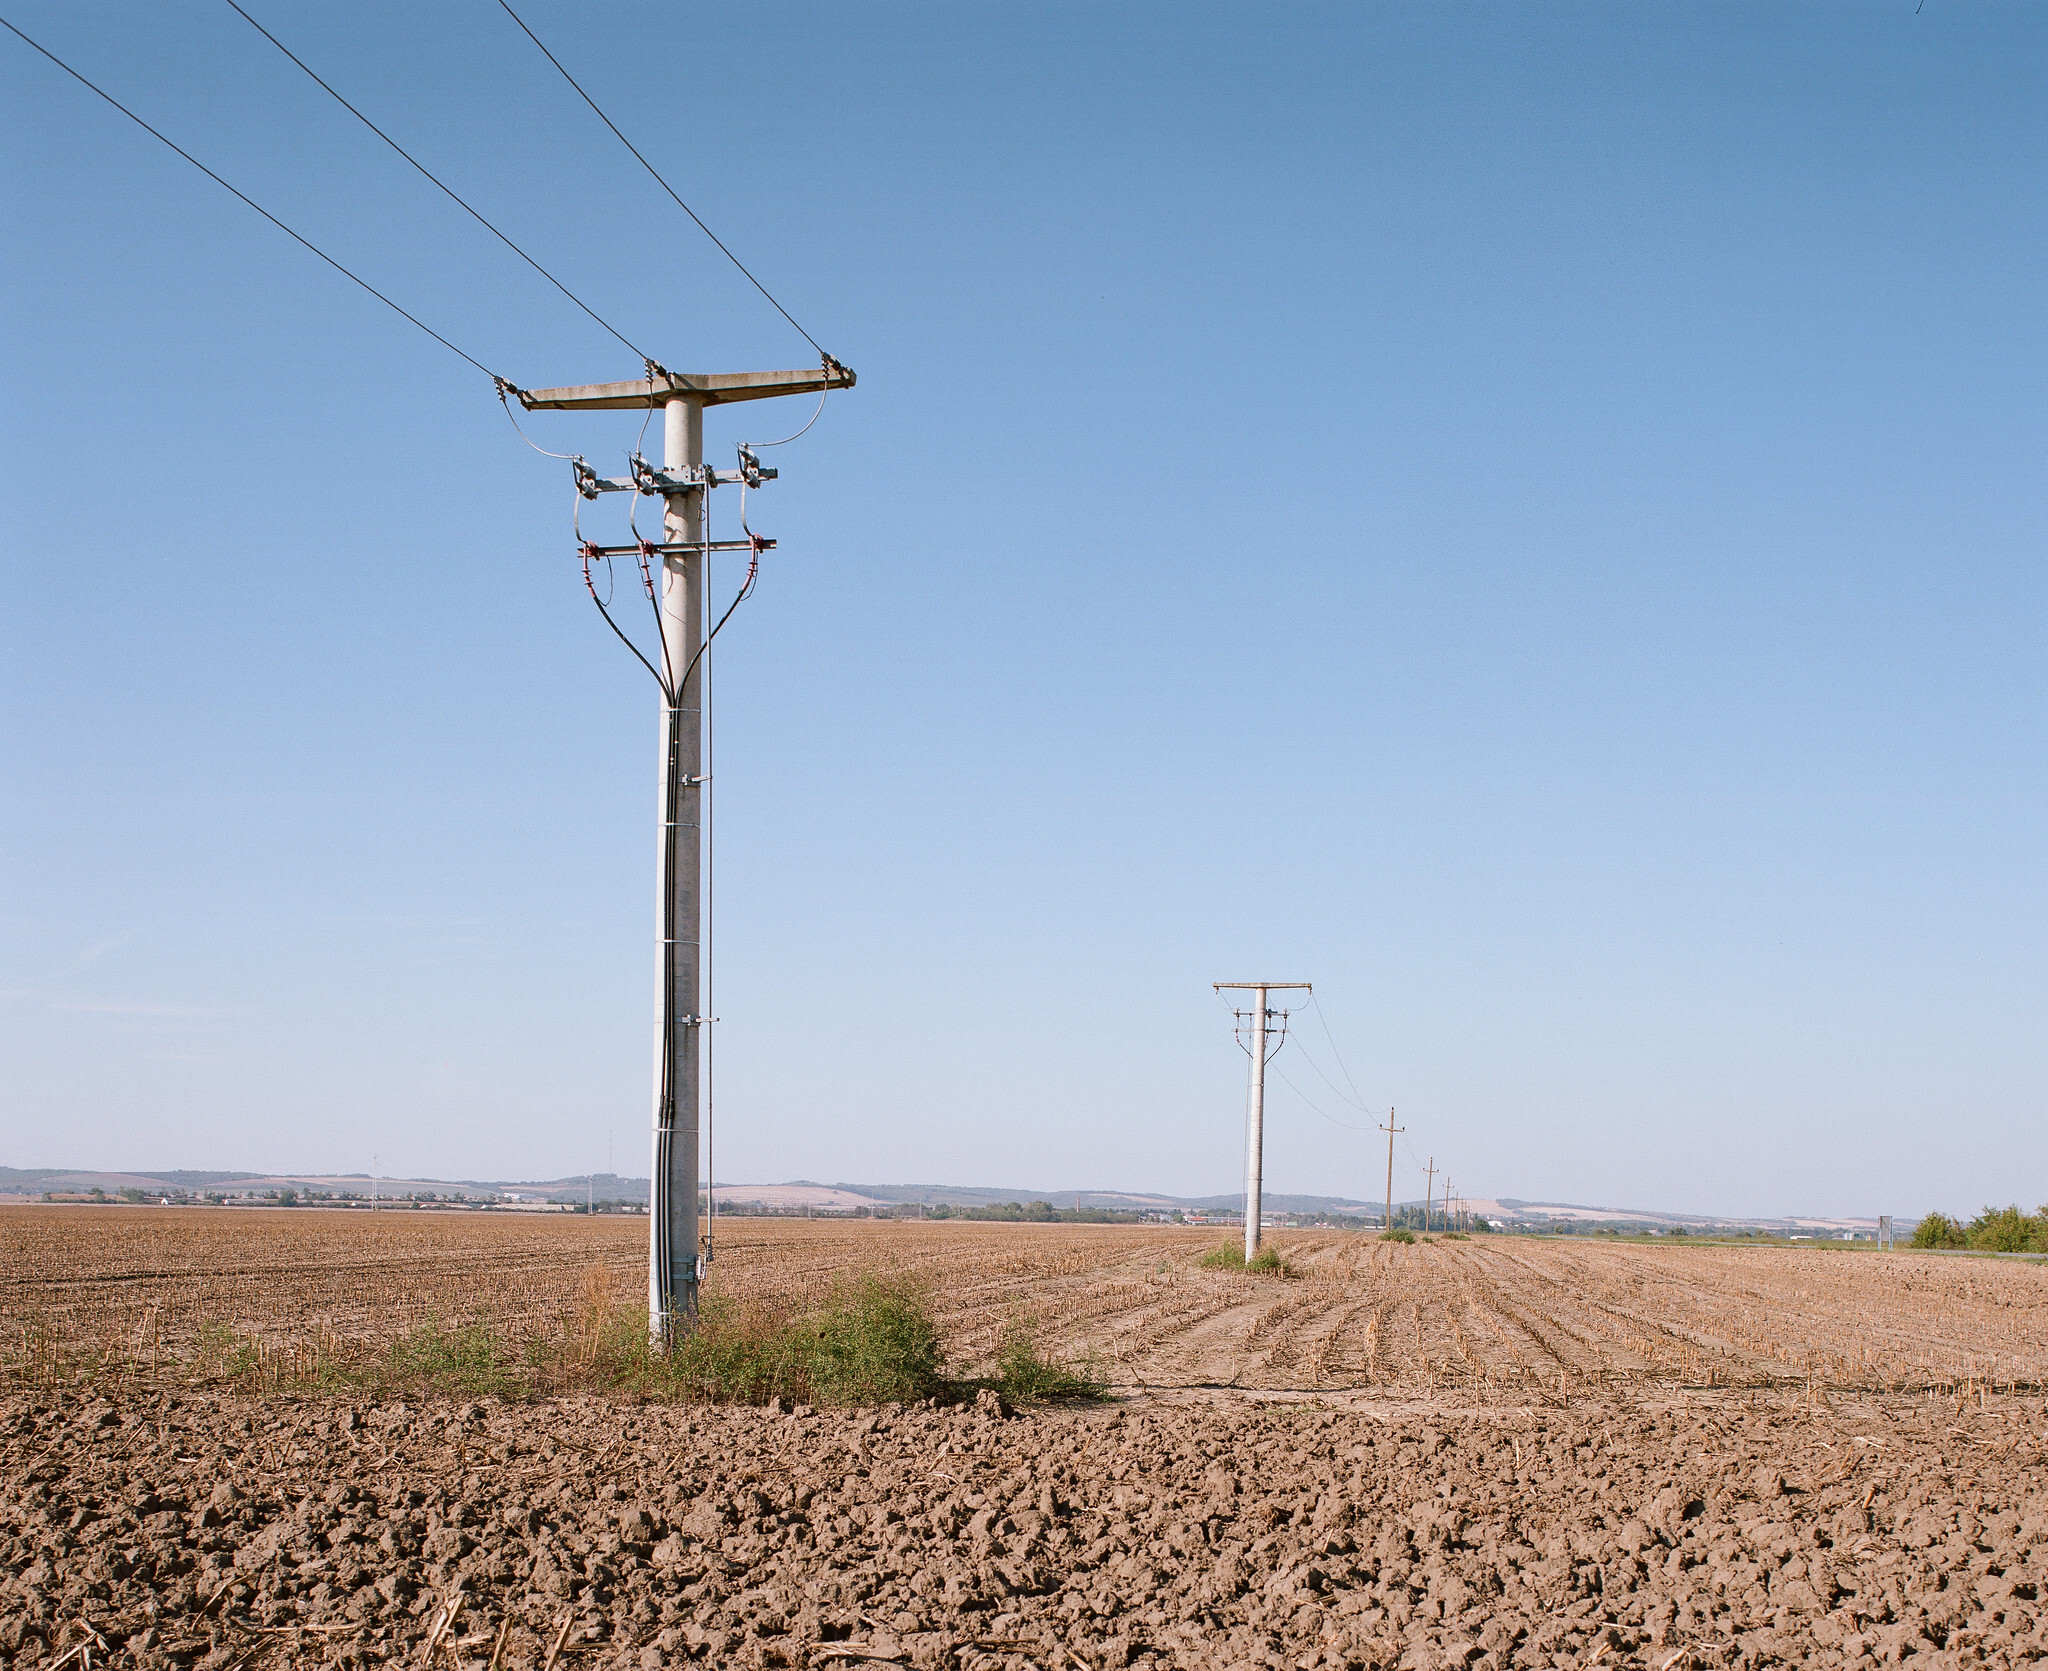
[516, 362, 854, 1349]
[1245, 985, 1267, 1262]
[650, 393, 704, 1342]
[1214, 981, 1309, 1263]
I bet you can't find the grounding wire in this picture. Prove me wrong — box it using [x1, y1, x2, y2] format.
[0, 13, 503, 383]
[495, 0, 834, 363]
[223, 0, 652, 366]
[703, 489, 716, 1267]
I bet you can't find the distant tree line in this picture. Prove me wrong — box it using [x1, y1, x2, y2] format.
[1913, 1205, 2048, 1253]
[925, 1201, 1152, 1223]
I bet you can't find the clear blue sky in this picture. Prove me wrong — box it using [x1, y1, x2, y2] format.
[2, 2, 2041, 1218]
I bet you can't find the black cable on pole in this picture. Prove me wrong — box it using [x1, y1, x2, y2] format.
[495, 0, 834, 364]
[0, 12, 504, 383]
[223, 0, 653, 367]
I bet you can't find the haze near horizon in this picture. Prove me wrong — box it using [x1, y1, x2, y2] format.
[2, 2, 2042, 1223]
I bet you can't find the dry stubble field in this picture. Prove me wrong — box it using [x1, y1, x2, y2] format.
[4, 1209, 2048, 1671]
[6, 1209, 2048, 1394]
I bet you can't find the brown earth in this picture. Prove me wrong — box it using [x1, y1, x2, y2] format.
[4, 1381, 2046, 1669]
[6, 1212, 2048, 1667]
[8, 1210, 2048, 1394]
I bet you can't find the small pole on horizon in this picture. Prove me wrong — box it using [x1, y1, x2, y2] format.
[1380, 1111, 1403, 1231]
[1424, 1157, 1436, 1234]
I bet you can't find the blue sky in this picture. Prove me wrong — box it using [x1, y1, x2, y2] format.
[2, 2, 2042, 1217]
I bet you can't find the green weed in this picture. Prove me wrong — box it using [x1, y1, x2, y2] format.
[1197, 1242, 1294, 1276]
[987, 1314, 1104, 1404]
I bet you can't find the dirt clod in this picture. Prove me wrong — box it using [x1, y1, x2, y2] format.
[4, 1382, 2045, 1669]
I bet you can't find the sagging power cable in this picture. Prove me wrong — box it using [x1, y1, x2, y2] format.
[224, 0, 652, 367]
[496, 0, 838, 366]
[1270, 1060, 1377, 1133]
[0, 13, 504, 383]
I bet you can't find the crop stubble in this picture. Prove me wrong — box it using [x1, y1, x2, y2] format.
[6, 1210, 2046, 1395]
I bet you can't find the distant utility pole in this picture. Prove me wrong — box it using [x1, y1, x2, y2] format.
[520, 362, 854, 1346]
[1380, 1111, 1403, 1230]
[1424, 1157, 1436, 1233]
[1213, 982, 1312, 1260]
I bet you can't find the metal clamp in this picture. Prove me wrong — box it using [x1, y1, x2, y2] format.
[575, 538, 775, 557]
[573, 454, 777, 497]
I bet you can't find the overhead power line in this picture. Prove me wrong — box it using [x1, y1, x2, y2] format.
[0, 12, 503, 383]
[1270, 1060, 1376, 1134]
[496, 0, 836, 366]
[223, 0, 651, 367]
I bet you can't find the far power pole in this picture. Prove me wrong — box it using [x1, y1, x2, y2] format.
[1213, 982, 1311, 1261]
[519, 363, 853, 1346]
[1424, 1157, 1436, 1233]
[1379, 1110, 1402, 1230]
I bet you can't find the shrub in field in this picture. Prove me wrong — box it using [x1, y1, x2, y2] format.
[385, 1321, 516, 1399]
[662, 1274, 946, 1406]
[1913, 1214, 1968, 1250]
[989, 1314, 1104, 1403]
[788, 1274, 947, 1405]
[1380, 1228, 1415, 1244]
[1966, 1205, 2048, 1254]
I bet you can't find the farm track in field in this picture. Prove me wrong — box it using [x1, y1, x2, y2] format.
[5, 1208, 2048, 1393]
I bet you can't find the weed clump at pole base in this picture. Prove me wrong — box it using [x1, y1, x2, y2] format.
[1379, 1228, 1415, 1244]
[1197, 1242, 1295, 1276]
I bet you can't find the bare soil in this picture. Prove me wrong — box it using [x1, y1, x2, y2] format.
[5, 1381, 2046, 1669]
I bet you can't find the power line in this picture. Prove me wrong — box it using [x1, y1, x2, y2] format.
[496, 0, 836, 366]
[1286, 1029, 1373, 1115]
[1309, 991, 1372, 1110]
[0, 12, 502, 383]
[1269, 1060, 1376, 1133]
[223, 0, 651, 367]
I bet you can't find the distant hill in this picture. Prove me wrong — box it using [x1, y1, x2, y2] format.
[0, 1166, 1889, 1229]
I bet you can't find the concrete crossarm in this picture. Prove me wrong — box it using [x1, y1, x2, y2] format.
[516, 364, 855, 412]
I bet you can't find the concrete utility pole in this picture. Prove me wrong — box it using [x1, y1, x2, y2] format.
[1424, 1157, 1436, 1233]
[520, 362, 853, 1345]
[1380, 1111, 1403, 1230]
[1213, 982, 1311, 1260]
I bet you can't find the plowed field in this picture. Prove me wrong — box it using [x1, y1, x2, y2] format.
[6, 1209, 2046, 1394]
[5, 1209, 2048, 1669]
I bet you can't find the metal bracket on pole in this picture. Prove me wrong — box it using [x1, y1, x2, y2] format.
[573, 456, 778, 499]
[577, 538, 775, 557]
